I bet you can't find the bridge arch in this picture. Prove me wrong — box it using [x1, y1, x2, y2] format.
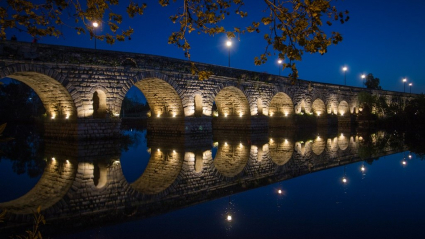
[268, 92, 294, 117]
[122, 72, 184, 118]
[0, 64, 77, 119]
[214, 86, 250, 117]
[338, 101, 349, 116]
[312, 98, 326, 116]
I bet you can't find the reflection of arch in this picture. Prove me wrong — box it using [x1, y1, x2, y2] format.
[215, 86, 250, 117]
[338, 101, 349, 116]
[194, 94, 203, 117]
[312, 136, 325, 155]
[93, 162, 108, 188]
[1, 65, 77, 119]
[131, 149, 183, 195]
[338, 134, 349, 151]
[295, 141, 312, 157]
[214, 142, 249, 177]
[0, 159, 77, 214]
[129, 77, 184, 118]
[327, 137, 339, 156]
[269, 92, 294, 117]
[312, 99, 326, 116]
[93, 90, 107, 118]
[269, 138, 293, 165]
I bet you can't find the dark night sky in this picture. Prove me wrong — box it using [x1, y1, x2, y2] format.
[6, 0, 425, 93]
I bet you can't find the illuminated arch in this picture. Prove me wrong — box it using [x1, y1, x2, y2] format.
[131, 149, 183, 195]
[133, 78, 184, 118]
[214, 142, 249, 177]
[0, 65, 77, 119]
[268, 92, 294, 117]
[0, 159, 77, 214]
[214, 86, 250, 117]
[312, 98, 326, 116]
[338, 101, 349, 116]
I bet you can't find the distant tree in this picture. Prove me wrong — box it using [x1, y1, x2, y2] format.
[0, 0, 349, 81]
[364, 73, 382, 90]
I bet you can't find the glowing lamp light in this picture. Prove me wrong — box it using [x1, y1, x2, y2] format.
[173, 113, 176, 117]
[270, 112, 274, 117]
[157, 114, 160, 118]
[341, 112, 344, 116]
[239, 143, 243, 147]
[51, 115, 56, 119]
[66, 114, 70, 119]
[402, 160, 407, 165]
[403, 78, 407, 83]
[342, 177, 347, 183]
[317, 112, 321, 116]
[278, 189, 282, 194]
[361, 74, 366, 79]
[224, 113, 228, 117]
[239, 112, 243, 117]
[227, 215, 232, 221]
[93, 22, 99, 28]
[224, 142, 228, 146]
[52, 157, 56, 161]
[361, 166, 365, 172]
[66, 160, 69, 164]
[408, 154, 412, 159]
[284, 112, 288, 117]
[226, 40, 232, 47]
[173, 150, 176, 153]
[278, 59, 282, 64]
[157, 148, 160, 152]
[343, 66, 348, 72]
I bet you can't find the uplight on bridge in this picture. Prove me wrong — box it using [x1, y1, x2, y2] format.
[239, 112, 243, 117]
[224, 113, 228, 117]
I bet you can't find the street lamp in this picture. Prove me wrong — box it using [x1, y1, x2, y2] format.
[361, 74, 366, 88]
[277, 59, 282, 76]
[403, 78, 407, 93]
[342, 66, 348, 85]
[409, 83, 412, 94]
[226, 40, 232, 67]
[93, 21, 99, 49]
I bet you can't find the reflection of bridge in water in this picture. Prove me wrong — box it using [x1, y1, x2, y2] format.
[0, 130, 405, 236]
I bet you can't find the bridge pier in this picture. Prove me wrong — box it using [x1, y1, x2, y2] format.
[147, 116, 212, 135]
[44, 118, 121, 139]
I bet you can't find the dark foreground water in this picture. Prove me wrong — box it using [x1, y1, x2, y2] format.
[1, 125, 425, 239]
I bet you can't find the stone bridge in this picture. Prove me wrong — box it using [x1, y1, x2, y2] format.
[0, 41, 413, 138]
[0, 130, 405, 237]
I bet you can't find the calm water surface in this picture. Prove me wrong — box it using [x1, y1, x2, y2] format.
[1, 125, 424, 239]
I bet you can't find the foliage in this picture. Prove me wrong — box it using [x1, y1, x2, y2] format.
[358, 91, 388, 116]
[1, 0, 348, 81]
[11, 206, 45, 239]
[364, 73, 382, 90]
[120, 96, 150, 117]
[0, 0, 146, 44]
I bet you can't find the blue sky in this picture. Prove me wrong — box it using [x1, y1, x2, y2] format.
[6, 0, 425, 94]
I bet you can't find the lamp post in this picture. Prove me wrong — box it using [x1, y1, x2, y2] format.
[403, 78, 407, 93]
[409, 83, 412, 94]
[278, 59, 282, 76]
[226, 40, 232, 67]
[93, 22, 99, 49]
[342, 66, 348, 85]
[361, 74, 366, 88]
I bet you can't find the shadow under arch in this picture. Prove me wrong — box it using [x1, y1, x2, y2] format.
[0, 64, 77, 119]
[213, 141, 250, 178]
[269, 138, 294, 165]
[0, 159, 77, 214]
[130, 149, 184, 195]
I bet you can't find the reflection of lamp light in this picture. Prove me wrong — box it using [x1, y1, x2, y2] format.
[342, 177, 347, 183]
[278, 189, 282, 194]
[284, 112, 288, 117]
[402, 160, 407, 165]
[239, 112, 242, 117]
[361, 166, 365, 172]
[227, 215, 232, 221]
